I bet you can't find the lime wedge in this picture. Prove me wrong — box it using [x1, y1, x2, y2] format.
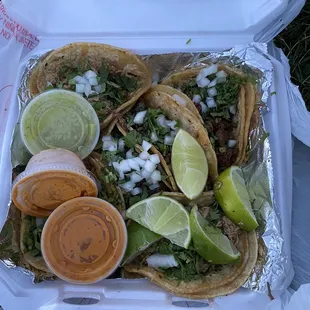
[122, 222, 161, 265]
[214, 166, 258, 231]
[126, 196, 191, 248]
[190, 206, 240, 264]
[172, 129, 208, 200]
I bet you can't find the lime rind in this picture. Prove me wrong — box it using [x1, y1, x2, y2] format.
[214, 166, 258, 231]
[172, 129, 208, 200]
[122, 222, 161, 265]
[190, 206, 240, 264]
[126, 196, 191, 248]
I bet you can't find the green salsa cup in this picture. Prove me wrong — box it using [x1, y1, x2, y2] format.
[20, 89, 100, 159]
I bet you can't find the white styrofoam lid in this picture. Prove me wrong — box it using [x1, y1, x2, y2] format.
[4, 0, 288, 50]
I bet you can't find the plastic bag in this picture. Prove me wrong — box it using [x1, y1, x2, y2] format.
[0, 3, 39, 229]
[267, 285, 310, 309]
[277, 47, 310, 146]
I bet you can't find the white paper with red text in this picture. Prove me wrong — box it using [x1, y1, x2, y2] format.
[0, 2, 39, 163]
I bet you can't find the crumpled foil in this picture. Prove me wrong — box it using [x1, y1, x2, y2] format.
[3, 43, 289, 292]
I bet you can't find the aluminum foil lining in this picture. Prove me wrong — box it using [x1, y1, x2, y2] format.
[2, 43, 289, 292]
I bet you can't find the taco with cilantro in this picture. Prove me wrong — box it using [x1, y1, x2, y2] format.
[88, 116, 179, 210]
[161, 64, 256, 171]
[20, 213, 52, 274]
[139, 89, 218, 182]
[124, 197, 258, 299]
[29, 42, 152, 130]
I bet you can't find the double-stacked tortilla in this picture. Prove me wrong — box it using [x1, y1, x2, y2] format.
[28, 42, 152, 130]
[161, 65, 256, 171]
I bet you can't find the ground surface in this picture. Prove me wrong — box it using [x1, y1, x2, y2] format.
[275, 1, 310, 109]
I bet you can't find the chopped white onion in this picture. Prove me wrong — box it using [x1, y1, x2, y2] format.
[229, 105, 236, 115]
[131, 187, 142, 196]
[166, 120, 177, 130]
[151, 170, 161, 182]
[201, 64, 218, 77]
[172, 128, 180, 136]
[164, 135, 174, 146]
[197, 77, 210, 88]
[133, 157, 146, 167]
[139, 151, 149, 160]
[128, 159, 140, 171]
[208, 79, 217, 88]
[103, 140, 117, 151]
[142, 140, 152, 152]
[149, 183, 160, 191]
[112, 162, 120, 171]
[130, 172, 143, 183]
[157, 115, 169, 128]
[75, 83, 85, 93]
[108, 144, 117, 152]
[133, 111, 147, 125]
[74, 76, 89, 85]
[216, 70, 228, 79]
[94, 84, 102, 93]
[149, 154, 160, 164]
[147, 254, 179, 268]
[120, 181, 135, 192]
[102, 135, 112, 142]
[118, 139, 125, 152]
[196, 70, 204, 83]
[88, 77, 98, 86]
[126, 149, 134, 159]
[141, 169, 152, 179]
[199, 102, 208, 113]
[207, 87, 217, 97]
[151, 132, 158, 142]
[227, 140, 237, 148]
[84, 70, 97, 79]
[144, 160, 156, 173]
[217, 76, 226, 83]
[172, 94, 186, 106]
[119, 160, 131, 173]
[89, 90, 97, 96]
[118, 171, 125, 180]
[192, 94, 201, 104]
[84, 83, 91, 97]
[216, 70, 228, 83]
[206, 97, 217, 109]
[146, 178, 154, 185]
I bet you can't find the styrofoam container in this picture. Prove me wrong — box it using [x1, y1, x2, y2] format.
[0, 0, 300, 308]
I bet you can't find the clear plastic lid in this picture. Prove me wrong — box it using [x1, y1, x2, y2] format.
[4, 0, 288, 50]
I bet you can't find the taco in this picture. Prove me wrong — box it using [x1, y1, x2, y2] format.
[20, 213, 52, 274]
[138, 89, 218, 182]
[161, 64, 256, 171]
[124, 197, 258, 299]
[87, 119, 178, 211]
[28, 42, 152, 130]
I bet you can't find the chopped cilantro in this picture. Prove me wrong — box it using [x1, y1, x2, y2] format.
[208, 201, 223, 225]
[141, 240, 219, 282]
[270, 91, 276, 96]
[186, 38, 192, 45]
[23, 216, 46, 257]
[124, 130, 143, 148]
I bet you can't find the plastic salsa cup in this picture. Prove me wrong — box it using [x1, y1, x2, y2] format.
[41, 197, 127, 284]
[20, 89, 100, 159]
[12, 149, 98, 217]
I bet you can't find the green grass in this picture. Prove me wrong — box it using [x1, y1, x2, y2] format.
[275, 1, 310, 110]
